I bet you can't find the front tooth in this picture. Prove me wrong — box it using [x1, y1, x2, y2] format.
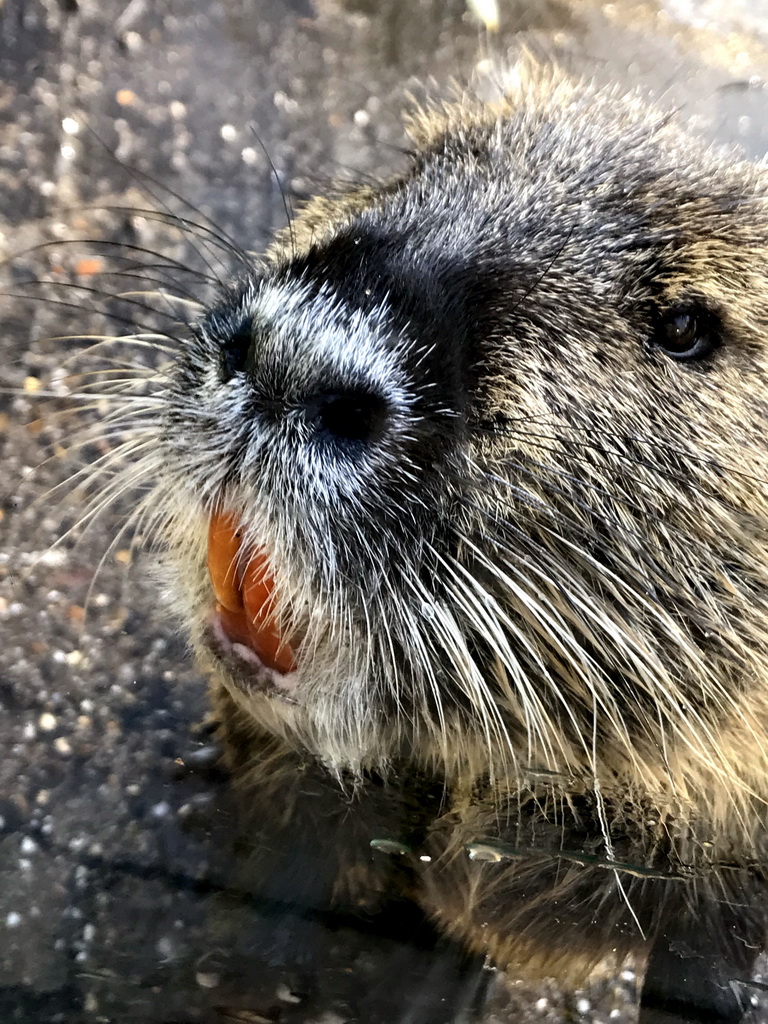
[241, 552, 297, 675]
[207, 512, 244, 613]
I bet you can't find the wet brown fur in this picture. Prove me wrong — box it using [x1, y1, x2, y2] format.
[69, 61, 768, 983]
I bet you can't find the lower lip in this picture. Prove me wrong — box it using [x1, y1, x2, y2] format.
[210, 612, 300, 698]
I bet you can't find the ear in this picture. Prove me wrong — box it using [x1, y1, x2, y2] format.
[401, 50, 574, 151]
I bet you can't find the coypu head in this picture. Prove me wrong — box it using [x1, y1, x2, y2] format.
[157, 69, 768, 812]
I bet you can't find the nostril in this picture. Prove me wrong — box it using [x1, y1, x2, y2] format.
[219, 319, 253, 382]
[306, 390, 389, 446]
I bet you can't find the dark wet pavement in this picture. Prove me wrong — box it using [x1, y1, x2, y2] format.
[3, 0, 768, 1021]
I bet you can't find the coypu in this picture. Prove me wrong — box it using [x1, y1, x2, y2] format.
[33, 57, 768, 1020]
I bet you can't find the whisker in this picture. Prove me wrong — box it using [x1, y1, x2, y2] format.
[0, 291, 188, 343]
[80, 118, 253, 272]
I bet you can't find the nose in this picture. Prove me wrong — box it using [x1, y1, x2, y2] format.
[304, 389, 390, 446]
[216, 318, 391, 447]
[218, 319, 253, 382]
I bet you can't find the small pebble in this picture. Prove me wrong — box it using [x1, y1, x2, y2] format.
[276, 983, 302, 1004]
[156, 935, 178, 962]
[195, 971, 220, 989]
[466, 842, 504, 862]
[369, 838, 411, 856]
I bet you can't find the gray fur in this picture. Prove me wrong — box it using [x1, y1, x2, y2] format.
[94, 62, 768, 980]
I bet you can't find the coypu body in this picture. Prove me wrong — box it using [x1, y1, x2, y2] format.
[138, 63, 768, 1015]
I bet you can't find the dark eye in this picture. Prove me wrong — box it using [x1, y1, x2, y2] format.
[305, 390, 389, 447]
[653, 307, 721, 362]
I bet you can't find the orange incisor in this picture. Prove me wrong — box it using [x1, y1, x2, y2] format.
[207, 512, 297, 674]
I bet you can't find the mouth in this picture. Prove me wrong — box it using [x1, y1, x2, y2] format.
[206, 511, 301, 694]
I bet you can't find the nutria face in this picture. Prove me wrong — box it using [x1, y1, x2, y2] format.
[157, 71, 768, 800]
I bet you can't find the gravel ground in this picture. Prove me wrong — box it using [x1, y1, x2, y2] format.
[2, 1, 768, 1022]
